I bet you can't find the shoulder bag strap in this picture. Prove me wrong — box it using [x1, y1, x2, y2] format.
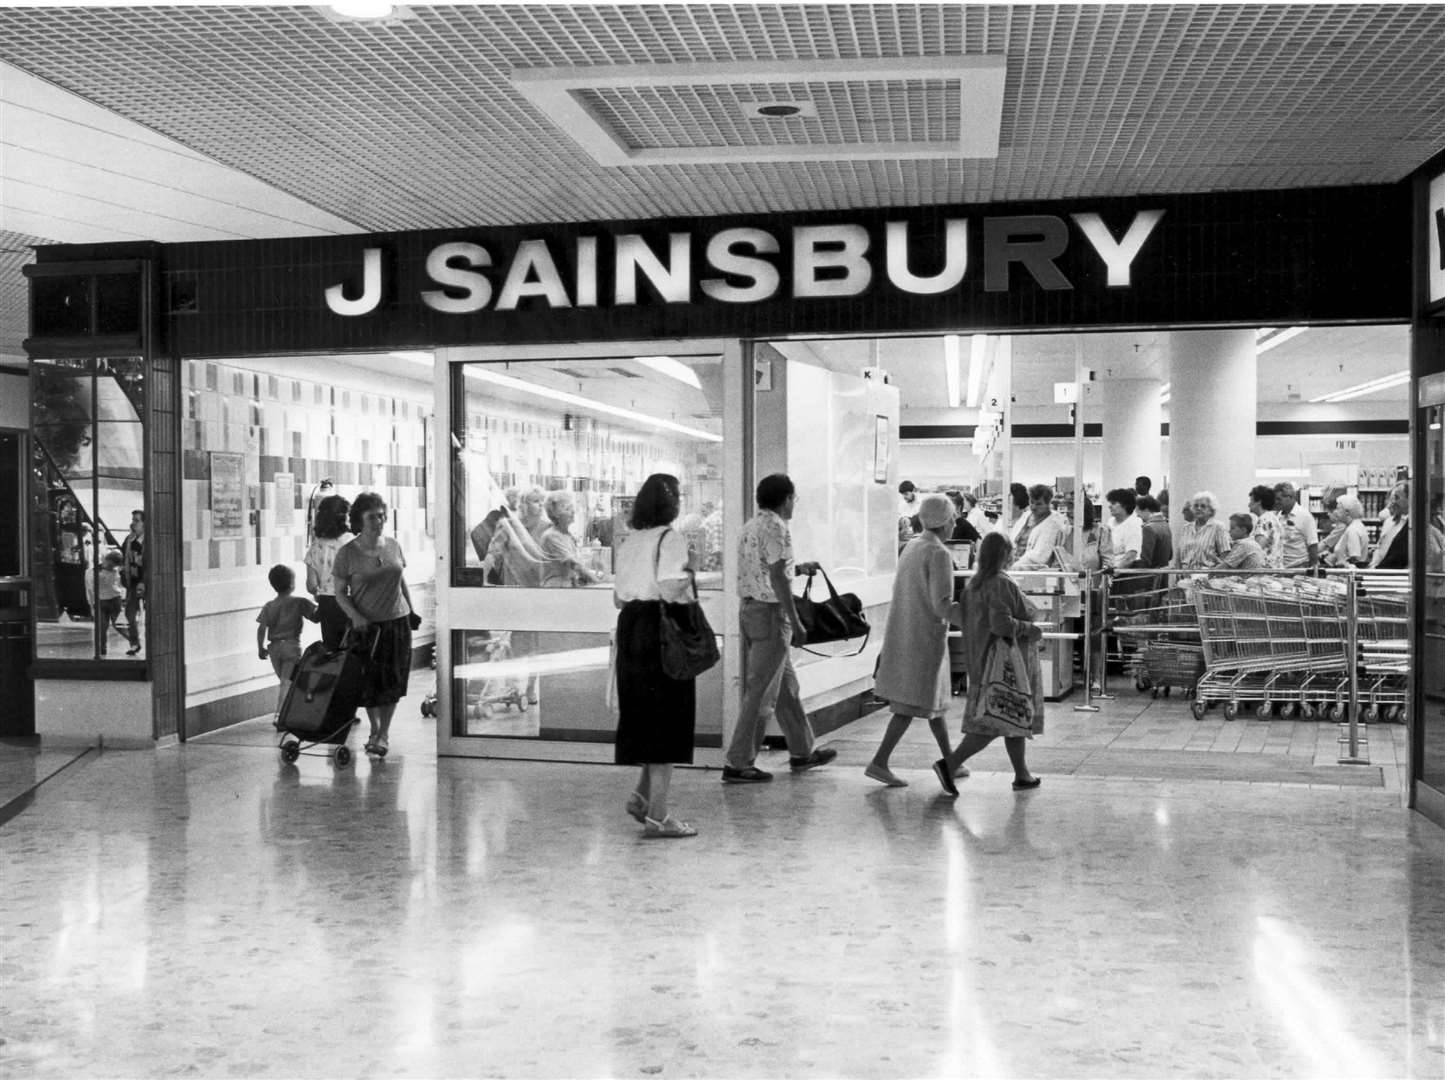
[653, 527, 699, 600]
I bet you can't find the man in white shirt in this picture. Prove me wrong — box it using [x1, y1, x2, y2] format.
[1010, 484, 1069, 570]
[1273, 482, 1319, 569]
[723, 473, 838, 784]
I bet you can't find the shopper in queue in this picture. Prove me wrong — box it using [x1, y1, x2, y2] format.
[1219, 513, 1267, 570]
[1136, 495, 1173, 569]
[1273, 482, 1320, 569]
[934, 531, 1043, 795]
[611, 473, 698, 838]
[1248, 485, 1284, 568]
[1325, 494, 1371, 568]
[332, 492, 419, 758]
[1176, 491, 1231, 569]
[304, 493, 353, 649]
[722, 473, 837, 784]
[866, 494, 964, 788]
[1372, 482, 1410, 568]
[963, 491, 990, 535]
[1010, 483, 1069, 570]
[539, 490, 602, 587]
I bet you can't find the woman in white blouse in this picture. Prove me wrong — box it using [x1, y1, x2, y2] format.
[1176, 491, 1231, 569]
[1326, 494, 1370, 568]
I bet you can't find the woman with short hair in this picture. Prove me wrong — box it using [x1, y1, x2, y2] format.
[1325, 494, 1370, 567]
[539, 490, 601, 587]
[1248, 485, 1284, 568]
[304, 493, 354, 649]
[1176, 491, 1230, 569]
[332, 491, 417, 758]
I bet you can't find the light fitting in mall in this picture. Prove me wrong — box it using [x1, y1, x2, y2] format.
[944, 335, 961, 408]
[1309, 370, 1410, 403]
[965, 334, 989, 407]
[1256, 326, 1308, 354]
[635, 355, 701, 390]
[1158, 382, 1171, 405]
[325, 1, 407, 22]
[742, 101, 818, 120]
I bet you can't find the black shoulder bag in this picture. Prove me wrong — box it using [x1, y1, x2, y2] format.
[652, 528, 721, 681]
[795, 567, 870, 657]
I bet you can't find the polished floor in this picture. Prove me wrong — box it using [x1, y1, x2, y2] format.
[3, 688, 1443, 1079]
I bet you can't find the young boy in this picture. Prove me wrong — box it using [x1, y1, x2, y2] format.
[257, 564, 319, 720]
[85, 550, 126, 655]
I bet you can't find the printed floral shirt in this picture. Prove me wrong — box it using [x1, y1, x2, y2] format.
[1252, 510, 1284, 569]
[736, 509, 793, 602]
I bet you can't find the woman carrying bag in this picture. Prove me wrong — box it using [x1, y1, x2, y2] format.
[611, 473, 699, 838]
[934, 531, 1044, 795]
[866, 493, 966, 787]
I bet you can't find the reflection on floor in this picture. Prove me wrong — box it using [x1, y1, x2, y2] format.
[2, 692, 1441, 1078]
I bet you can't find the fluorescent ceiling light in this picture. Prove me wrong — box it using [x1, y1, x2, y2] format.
[1308, 370, 1410, 404]
[1158, 382, 1170, 405]
[635, 355, 701, 390]
[389, 350, 433, 364]
[1256, 326, 1308, 355]
[944, 335, 961, 408]
[965, 334, 988, 407]
[329, 0, 396, 19]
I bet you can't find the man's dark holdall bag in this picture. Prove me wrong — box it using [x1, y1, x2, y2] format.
[796, 567, 870, 655]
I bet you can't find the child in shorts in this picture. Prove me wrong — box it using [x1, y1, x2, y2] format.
[257, 564, 319, 721]
[85, 550, 126, 655]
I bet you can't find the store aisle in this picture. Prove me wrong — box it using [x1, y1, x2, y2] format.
[2, 702, 1442, 1079]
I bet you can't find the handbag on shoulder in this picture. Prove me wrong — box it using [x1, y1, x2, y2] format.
[652, 528, 720, 681]
[795, 567, 870, 656]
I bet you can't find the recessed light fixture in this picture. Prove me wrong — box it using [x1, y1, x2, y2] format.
[742, 101, 818, 120]
[324, 1, 410, 24]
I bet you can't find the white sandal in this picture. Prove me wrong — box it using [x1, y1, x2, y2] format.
[643, 815, 697, 838]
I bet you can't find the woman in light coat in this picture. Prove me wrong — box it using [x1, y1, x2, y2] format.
[866, 494, 963, 787]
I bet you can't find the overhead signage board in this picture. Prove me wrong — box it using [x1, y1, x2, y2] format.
[32, 184, 1412, 358]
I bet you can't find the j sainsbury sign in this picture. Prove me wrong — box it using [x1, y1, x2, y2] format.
[139, 184, 1409, 355]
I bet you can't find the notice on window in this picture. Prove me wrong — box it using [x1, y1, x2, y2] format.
[273, 472, 295, 529]
[210, 452, 245, 538]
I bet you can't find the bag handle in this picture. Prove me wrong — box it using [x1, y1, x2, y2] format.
[803, 565, 845, 603]
[797, 566, 869, 658]
[797, 625, 870, 659]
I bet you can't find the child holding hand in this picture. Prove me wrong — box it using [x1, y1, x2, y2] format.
[257, 564, 319, 720]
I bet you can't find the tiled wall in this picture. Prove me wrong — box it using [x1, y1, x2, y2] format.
[181, 357, 435, 733]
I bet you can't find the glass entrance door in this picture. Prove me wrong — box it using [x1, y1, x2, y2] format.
[1419, 384, 1445, 800]
[433, 341, 743, 760]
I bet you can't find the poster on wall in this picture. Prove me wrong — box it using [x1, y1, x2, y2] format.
[210, 452, 245, 538]
[873, 415, 889, 483]
[273, 472, 295, 528]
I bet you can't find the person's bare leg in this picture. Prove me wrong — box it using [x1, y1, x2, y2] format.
[866, 714, 913, 785]
[1003, 736, 1035, 784]
[944, 732, 996, 773]
[645, 763, 672, 821]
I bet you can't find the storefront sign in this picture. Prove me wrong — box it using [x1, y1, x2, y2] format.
[33, 184, 1411, 357]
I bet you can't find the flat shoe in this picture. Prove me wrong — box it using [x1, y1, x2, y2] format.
[625, 792, 649, 823]
[643, 815, 697, 838]
[932, 758, 960, 797]
[864, 763, 907, 788]
[1012, 777, 1042, 790]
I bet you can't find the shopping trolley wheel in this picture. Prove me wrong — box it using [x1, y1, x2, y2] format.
[1362, 706, 1379, 725]
[280, 741, 300, 764]
[1256, 701, 1274, 721]
[1190, 699, 1209, 721]
[1134, 674, 1152, 692]
[1277, 702, 1298, 720]
[1299, 702, 1318, 721]
[1388, 705, 1406, 723]
[1325, 702, 1344, 723]
[334, 746, 352, 767]
[1223, 702, 1240, 721]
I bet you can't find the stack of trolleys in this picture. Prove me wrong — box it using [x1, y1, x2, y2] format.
[1110, 569, 1204, 699]
[1352, 580, 1409, 723]
[1191, 576, 1348, 720]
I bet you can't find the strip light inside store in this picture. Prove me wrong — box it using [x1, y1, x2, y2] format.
[1159, 382, 1170, 405]
[1308, 370, 1410, 403]
[635, 355, 701, 389]
[1256, 326, 1308, 354]
[965, 334, 989, 407]
[944, 335, 961, 407]
[390, 352, 721, 442]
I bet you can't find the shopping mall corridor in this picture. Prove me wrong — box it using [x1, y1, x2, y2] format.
[2, 693, 1443, 1079]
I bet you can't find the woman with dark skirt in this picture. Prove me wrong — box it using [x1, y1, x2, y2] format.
[332, 492, 418, 758]
[612, 473, 698, 838]
[304, 493, 353, 649]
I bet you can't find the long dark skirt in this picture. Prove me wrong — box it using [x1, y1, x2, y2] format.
[317, 594, 349, 650]
[359, 615, 412, 708]
[615, 600, 696, 765]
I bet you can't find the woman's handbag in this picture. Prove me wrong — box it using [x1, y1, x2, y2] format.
[653, 529, 720, 681]
[973, 635, 1036, 737]
[795, 567, 870, 656]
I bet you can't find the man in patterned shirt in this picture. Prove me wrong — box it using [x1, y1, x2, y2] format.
[723, 473, 837, 783]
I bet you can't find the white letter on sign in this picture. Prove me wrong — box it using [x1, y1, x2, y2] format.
[885, 220, 968, 295]
[325, 247, 383, 316]
[1071, 210, 1165, 287]
[615, 234, 692, 305]
[701, 228, 781, 303]
[421, 242, 493, 313]
[793, 225, 872, 298]
[496, 240, 572, 310]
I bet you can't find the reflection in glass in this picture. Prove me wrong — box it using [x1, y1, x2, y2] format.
[30, 357, 146, 662]
[452, 629, 610, 738]
[1423, 411, 1445, 792]
[451, 356, 724, 589]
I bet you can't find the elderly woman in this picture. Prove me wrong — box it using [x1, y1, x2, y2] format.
[1325, 494, 1370, 568]
[539, 490, 601, 587]
[1010, 483, 1069, 570]
[1248, 485, 1285, 568]
[866, 494, 963, 787]
[1176, 491, 1231, 569]
[484, 485, 548, 586]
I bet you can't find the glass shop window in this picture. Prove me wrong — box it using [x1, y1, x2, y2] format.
[30, 356, 147, 662]
[450, 356, 725, 589]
